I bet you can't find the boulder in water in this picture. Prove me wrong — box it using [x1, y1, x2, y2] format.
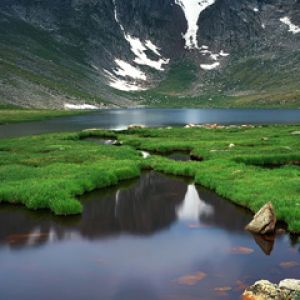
[279, 279, 300, 292]
[245, 202, 276, 234]
[242, 279, 300, 300]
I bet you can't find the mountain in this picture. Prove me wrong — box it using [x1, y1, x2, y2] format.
[0, 0, 299, 108]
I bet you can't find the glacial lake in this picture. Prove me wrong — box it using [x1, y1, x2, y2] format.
[0, 171, 299, 300]
[1, 108, 300, 138]
[0, 108, 299, 299]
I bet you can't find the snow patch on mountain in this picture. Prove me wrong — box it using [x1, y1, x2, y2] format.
[199, 47, 229, 70]
[113, 0, 169, 70]
[64, 103, 99, 110]
[219, 50, 230, 57]
[145, 40, 162, 57]
[175, 0, 216, 49]
[104, 70, 146, 91]
[200, 62, 220, 70]
[280, 17, 300, 34]
[124, 35, 170, 71]
[114, 59, 147, 80]
[106, 0, 170, 91]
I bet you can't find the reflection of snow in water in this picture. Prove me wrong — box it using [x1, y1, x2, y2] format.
[177, 184, 213, 221]
[115, 190, 120, 217]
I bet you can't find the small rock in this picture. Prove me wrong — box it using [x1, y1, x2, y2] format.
[279, 261, 300, 269]
[176, 272, 207, 286]
[184, 123, 194, 128]
[230, 247, 254, 255]
[112, 140, 123, 146]
[184, 123, 203, 128]
[245, 202, 276, 234]
[243, 279, 300, 300]
[229, 143, 235, 148]
[127, 124, 145, 130]
[242, 280, 279, 300]
[291, 131, 300, 135]
[214, 286, 232, 295]
[140, 151, 150, 159]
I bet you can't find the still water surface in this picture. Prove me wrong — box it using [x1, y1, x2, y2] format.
[1, 108, 300, 138]
[0, 172, 299, 300]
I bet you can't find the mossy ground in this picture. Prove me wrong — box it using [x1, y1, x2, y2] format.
[0, 125, 299, 232]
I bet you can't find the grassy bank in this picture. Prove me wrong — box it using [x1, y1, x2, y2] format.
[0, 108, 88, 124]
[0, 125, 300, 232]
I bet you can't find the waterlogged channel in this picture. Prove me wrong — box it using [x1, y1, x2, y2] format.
[0, 171, 299, 300]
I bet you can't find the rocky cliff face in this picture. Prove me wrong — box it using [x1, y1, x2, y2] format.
[0, 0, 299, 108]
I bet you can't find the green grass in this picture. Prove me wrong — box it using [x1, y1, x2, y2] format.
[0, 109, 88, 124]
[153, 61, 197, 94]
[136, 50, 300, 108]
[0, 125, 300, 232]
[0, 14, 109, 107]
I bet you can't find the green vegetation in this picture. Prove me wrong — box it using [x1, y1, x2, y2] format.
[139, 93, 300, 108]
[0, 131, 141, 215]
[153, 61, 197, 94]
[0, 125, 300, 232]
[0, 109, 88, 124]
[137, 52, 300, 109]
[0, 13, 109, 107]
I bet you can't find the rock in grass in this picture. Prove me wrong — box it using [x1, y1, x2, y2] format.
[242, 279, 300, 300]
[245, 202, 276, 234]
[291, 131, 300, 135]
[128, 124, 145, 130]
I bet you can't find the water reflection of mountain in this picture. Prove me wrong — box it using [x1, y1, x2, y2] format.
[0, 172, 187, 248]
[80, 171, 187, 237]
[195, 186, 253, 232]
[0, 171, 297, 250]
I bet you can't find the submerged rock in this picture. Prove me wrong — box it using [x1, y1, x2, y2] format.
[245, 202, 276, 234]
[242, 279, 300, 300]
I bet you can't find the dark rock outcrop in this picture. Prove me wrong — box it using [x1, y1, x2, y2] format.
[0, 0, 299, 108]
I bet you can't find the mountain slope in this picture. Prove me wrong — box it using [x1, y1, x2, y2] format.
[0, 0, 299, 108]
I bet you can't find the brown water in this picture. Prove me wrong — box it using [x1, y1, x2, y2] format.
[0, 171, 299, 300]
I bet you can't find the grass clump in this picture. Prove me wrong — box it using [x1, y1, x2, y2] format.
[0, 132, 141, 215]
[117, 125, 300, 232]
[0, 125, 300, 232]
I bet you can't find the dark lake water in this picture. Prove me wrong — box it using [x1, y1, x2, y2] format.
[0, 172, 299, 300]
[1, 108, 300, 138]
